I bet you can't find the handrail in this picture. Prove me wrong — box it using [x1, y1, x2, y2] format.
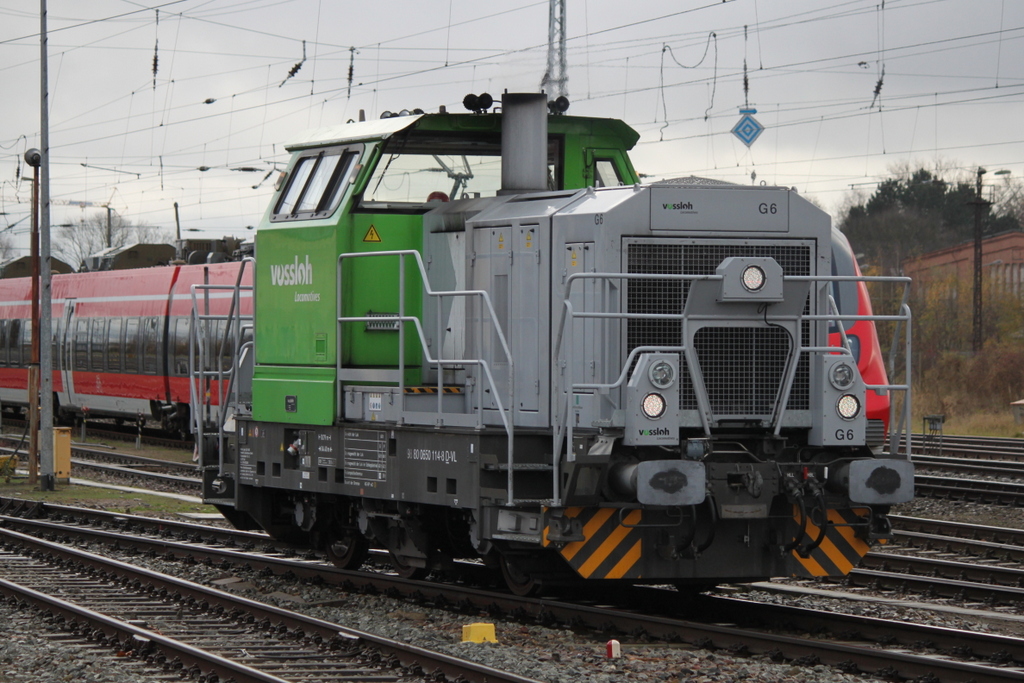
[551, 269, 913, 498]
[189, 258, 254, 474]
[336, 250, 518, 503]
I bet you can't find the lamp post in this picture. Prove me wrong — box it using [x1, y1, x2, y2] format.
[24, 148, 41, 485]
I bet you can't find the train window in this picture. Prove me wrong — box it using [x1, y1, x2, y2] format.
[173, 317, 191, 375]
[358, 134, 566, 210]
[124, 318, 140, 373]
[215, 320, 236, 366]
[73, 319, 87, 371]
[19, 320, 31, 367]
[363, 144, 501, 207]
[51, 318, 59, 371]
[142, 317, 159, 375]
[0, 320, 7, 367]
[297, 152, 356, 213]
[276, 156, 314, 215]
[90, 318, 106, 371]
[8, 320, 20, 367]
[272, 146, 360, 222]
[594, 159, 623, 187]
[108, 318, 123, 372]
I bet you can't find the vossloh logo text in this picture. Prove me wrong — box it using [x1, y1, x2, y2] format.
[270, 255, 313, 286]
[271, 255, 320, 302]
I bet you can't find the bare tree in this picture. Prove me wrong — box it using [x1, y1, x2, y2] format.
[55, 210, 172, 270]
[992, 173, 1024, 228]
[0, 232, 16, 261]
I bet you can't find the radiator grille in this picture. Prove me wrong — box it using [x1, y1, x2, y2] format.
[626, 242, 812, 414]
[693, 327, 790, 416]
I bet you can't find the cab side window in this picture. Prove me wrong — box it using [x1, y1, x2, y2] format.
[594, 158, 623, 187]
[272, 146, 360, 221]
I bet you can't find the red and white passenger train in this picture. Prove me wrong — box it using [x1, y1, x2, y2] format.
[0, 260, 251, 436]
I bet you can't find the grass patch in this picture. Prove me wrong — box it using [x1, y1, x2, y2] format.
[909, 408, 1024, 438]
[0, 475, 220, 518]
[932, 412, 1024, 439]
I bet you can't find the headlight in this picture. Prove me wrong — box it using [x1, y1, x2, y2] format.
[641, 393, 667, 419]
[829, 362, 856, 390]
[741, 265, 766, 292]
[836, 394, 861, 420]
[648, 360, 676, 389]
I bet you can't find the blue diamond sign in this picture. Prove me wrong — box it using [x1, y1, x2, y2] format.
[732, 112, 765, 147]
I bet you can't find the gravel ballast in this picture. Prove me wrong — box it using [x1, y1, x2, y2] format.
[1, 495, 1021, 682]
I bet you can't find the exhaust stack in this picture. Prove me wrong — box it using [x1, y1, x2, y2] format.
[500, 93, 548, 194]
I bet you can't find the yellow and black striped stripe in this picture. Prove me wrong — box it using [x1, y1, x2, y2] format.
[789, 506, 876, 577]
[543, 507, 643, 579]
[403, 386, 463, 394]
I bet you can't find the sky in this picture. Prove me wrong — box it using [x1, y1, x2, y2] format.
[1, 0, 1022, 257]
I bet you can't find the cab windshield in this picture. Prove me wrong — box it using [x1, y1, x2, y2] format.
[359, 134, 559, 209]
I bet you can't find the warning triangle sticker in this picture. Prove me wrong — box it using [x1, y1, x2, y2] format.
[363, 225, 382, 242]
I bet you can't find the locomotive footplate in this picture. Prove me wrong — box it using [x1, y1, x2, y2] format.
[231, 418, 541, 507]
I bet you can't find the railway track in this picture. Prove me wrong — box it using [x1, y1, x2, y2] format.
[69, 457, 202, 493]
[900, 433, 1024, 460]
[0, 439, 202, 494]
[0, 419, 192, 450]
[0, 524, 543, 683]
[3, 498, 1024, 682]
[914, 473, 1024, 506]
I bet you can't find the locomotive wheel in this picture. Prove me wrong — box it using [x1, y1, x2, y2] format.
[499, 555, 541, 597]
[388, 551, 427, 580]
[325, 530, 369, 570]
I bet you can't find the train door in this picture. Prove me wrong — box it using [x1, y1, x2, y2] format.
[59, 300, 77, 412]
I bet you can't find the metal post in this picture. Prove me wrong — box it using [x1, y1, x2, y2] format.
[39, 0, 55, 490]
[971, 166, 988, 354]
[25, 150, 41, 485]
[106, 205, 112, 249]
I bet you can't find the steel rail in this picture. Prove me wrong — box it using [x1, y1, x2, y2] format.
[914, 474, 1024, 505]
[69, 458, 202, 490]
[3, 512, 1023, 682]
[0, 525, 545, 683]
[0, 576, 295, 683]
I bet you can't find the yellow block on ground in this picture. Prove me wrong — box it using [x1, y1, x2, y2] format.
[461, 623, 497, 643]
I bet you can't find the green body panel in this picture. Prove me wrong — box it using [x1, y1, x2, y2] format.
[343, 212, 424, 372]
[254, 223, 338, 366]
[252, 365, 335, 425]
[251, 110, 640, 427]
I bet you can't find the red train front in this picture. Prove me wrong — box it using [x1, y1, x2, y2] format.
[0, 257, 251, 436]
[830, 227, 890, 448]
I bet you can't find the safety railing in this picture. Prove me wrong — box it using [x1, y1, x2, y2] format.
[793, 273, 913, 459]
[336, 250, 520, 503]
[551, 270, 912, 506]
[189, 258, 254, 475]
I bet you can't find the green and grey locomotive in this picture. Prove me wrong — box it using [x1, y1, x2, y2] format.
[194, 92, 913, 594]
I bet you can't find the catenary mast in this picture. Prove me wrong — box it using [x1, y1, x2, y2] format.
[540, 0, 568, 99]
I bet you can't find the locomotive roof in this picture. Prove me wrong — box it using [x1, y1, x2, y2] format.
[285, 112, 640, 152]
[286, 114, 426, 150]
